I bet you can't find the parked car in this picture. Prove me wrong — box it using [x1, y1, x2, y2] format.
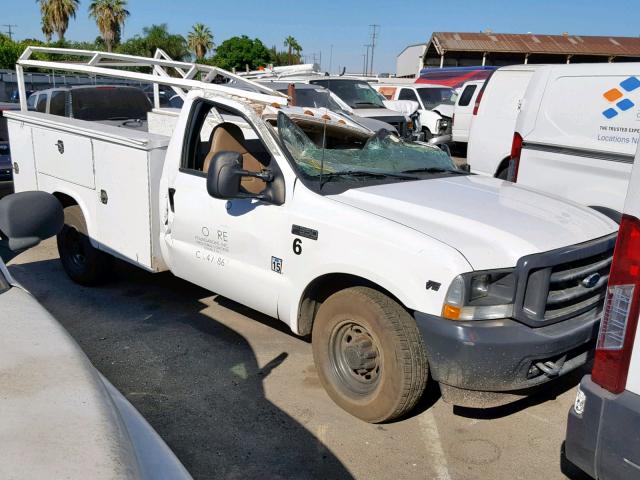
[0, 191, 191, 479]
[563, 141, 640, 480]
[306, 78, 410, 138]
[258, 81, 400, 135]
[7, 47, 620, 423]
[466, 65, 541, 178]
[9, 89, 34, 103]
[0, 142, 11, 182]
[27, 85, 152, 130]
[452, 79, 485, 144]
[373, 83, 455, 142]
[508, 63, 640, 213]
[416, 66, 496, 88]
[0, 103, 19, 141]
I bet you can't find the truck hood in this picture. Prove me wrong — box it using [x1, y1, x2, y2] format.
[432, 104, 454, 117]
[330, 175, 618, 270]
[353, 107, 406, 121]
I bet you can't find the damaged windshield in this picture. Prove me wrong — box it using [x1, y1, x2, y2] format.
[276, 112, 458, 186]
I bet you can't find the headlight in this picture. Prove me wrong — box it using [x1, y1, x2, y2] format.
[442, 269, 516, 321]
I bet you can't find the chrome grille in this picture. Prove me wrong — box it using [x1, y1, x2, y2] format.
[514, 233, 616, 327]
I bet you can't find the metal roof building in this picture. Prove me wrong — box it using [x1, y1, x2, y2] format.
[397, 32, 640, 76]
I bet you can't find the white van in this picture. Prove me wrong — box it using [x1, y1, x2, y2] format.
[509, 63, 640, 213]
[452, 80, 484, 143]
[467, 65, 541, 178]
[564, 140, 640, 479]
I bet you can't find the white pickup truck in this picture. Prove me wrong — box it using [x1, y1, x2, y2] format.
[6, 47, 620, 423]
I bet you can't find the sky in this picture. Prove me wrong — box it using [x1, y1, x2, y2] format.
[2, 0, 639, 74]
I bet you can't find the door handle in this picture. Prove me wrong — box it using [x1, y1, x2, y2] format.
[168, 188, 175, 212]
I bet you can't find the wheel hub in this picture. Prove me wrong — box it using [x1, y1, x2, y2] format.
[331, 322, 381, 394]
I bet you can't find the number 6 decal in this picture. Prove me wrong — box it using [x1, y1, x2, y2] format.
[293, 238, 302, 255]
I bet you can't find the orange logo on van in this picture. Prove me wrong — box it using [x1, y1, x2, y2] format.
[602, 76, 639, 119]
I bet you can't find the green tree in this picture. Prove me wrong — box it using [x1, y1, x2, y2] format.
[36, 0, 80, 42]
[283, 35, 302, 65]
[89, 0, 129, 52]
[41, 16, 54, 42]
[212, 35, 272, 71]
[117, 24, 188, 61]
[188, 23, 214, 60]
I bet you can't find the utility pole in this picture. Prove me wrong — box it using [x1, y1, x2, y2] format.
[364, 44, 371, 76]
[328, 44, 333, 74]
[368, 24, 380, 76]
[3, 24, 17, 40]
[362, 54, 367, 76]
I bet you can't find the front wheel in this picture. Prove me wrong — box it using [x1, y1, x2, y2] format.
[422, 128, 433, 141]
[57, 206, 112, 285]
[312, 287, 428, 423]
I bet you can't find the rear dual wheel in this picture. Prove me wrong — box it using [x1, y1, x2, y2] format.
[57, 206, 112, 285]
[312, 287, 428, 423]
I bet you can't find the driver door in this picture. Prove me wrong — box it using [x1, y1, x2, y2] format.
[167, 99, 289, 318]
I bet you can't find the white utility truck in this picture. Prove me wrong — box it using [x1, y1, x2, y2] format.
[6, 47, 620, 423]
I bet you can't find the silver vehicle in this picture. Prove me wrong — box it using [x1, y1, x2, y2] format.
[0, 191, 191, 480]
[258, 81, 400, 135]
[27, 85, 152, 130]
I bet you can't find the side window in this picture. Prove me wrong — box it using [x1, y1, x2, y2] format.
[398, 88, 419, 103]
[49, 91, 66, 116]
[182, 101, 272, 195]
[458, 85, 477, 107]
[27, 94, 37, 111]
[36, 94, 47, 113]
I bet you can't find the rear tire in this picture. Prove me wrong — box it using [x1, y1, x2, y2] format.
[57, 205, 112, 285]
[312, 287, 428, 423]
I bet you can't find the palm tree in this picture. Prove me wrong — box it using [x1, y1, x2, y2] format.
[36, 0, 80, 42]
[284, 36, 302, 65]
[188, 23, 214, 60]
[41, 16, 54, 43]
[89, 0, 129, 52]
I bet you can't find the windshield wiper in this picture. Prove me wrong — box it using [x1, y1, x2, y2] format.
[401, 167, 467, 175]
[354, 101, 383, 107]
[319, 170, 417, 189]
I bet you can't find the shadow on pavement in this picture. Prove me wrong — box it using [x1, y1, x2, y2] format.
[452, 366, 587, 420]
[9, 256, 353, 480]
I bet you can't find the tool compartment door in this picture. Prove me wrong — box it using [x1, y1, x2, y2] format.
[32, 127, 96, 189]
[93, 141, 153, 269]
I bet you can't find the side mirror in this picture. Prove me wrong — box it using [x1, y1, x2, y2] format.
[0, 191, 64, 252]
[206, 151, 274, 201]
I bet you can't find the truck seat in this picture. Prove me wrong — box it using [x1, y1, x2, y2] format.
[203, 123, 266, 194]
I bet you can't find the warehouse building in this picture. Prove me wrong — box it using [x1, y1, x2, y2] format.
[396, 32, 640, 77]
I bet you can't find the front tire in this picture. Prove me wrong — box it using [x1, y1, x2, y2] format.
[312, 287, 428, 423]
[422, 128, 433, 141]
[57, 205, 112, 285]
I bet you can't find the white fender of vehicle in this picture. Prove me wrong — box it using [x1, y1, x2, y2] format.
[278, 185, 473, 333]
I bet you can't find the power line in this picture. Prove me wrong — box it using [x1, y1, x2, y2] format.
[3, 24, 18, 40]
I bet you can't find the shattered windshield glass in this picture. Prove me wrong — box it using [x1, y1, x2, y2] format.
[276, 112, 457, 181]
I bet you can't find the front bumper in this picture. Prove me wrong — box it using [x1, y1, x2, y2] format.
[565, 376, 640, 480]
[414, 310, 599, 393]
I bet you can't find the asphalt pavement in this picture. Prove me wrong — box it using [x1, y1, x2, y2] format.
[7, 238, 590, 480]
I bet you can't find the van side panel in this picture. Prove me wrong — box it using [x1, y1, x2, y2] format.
[516, 66, 640, 211]
[467, 69, 536, 176]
